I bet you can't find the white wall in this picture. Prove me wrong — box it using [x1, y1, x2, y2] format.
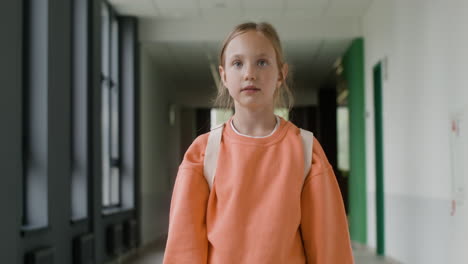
[140, 46, 179, 244]
[362, 0, 468, 263]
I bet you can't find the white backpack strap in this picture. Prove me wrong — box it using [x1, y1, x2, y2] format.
[300, 128, 314, 182]
[203, 123, 224, 191]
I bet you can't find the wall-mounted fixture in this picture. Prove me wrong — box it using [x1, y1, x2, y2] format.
[169, 104, 176, 126]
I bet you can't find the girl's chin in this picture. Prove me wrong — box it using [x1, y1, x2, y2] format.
[233, 100, 272, 111]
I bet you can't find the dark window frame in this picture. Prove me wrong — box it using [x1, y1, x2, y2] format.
[101, 2, 123, 209]
[70, 0, 91, 222]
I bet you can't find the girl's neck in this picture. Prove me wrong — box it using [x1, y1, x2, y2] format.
[231, 106, 277, 137]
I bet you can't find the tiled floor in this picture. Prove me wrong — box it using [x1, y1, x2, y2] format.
[352, 246, 401, 264]
[123, 244, 400, 264]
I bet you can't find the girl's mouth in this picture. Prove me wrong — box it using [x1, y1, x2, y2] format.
[241, 86, 260, 92]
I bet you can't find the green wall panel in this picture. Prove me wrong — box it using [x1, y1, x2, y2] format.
[342, 38, 367, 244]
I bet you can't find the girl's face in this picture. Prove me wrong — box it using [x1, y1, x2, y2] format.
[219, 30, 287, 111]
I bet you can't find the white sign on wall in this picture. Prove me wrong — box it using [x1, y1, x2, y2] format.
[450, 113, 466, 209]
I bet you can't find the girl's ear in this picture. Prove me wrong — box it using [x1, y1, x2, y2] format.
[219, 65, 227, 87]
[278, 63, 289, 85]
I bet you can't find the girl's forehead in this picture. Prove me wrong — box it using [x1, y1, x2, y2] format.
[224, 31, 276, 58]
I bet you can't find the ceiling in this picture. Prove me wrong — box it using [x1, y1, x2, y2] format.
[109, 0, 374, 94]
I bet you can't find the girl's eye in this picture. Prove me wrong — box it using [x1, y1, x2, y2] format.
[258, 60, 268, 67]
[233, 61, 242, 67]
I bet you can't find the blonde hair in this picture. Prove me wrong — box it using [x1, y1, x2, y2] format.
[213, 22, 294, 111]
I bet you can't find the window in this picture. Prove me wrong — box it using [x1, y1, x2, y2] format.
[22, 0, 49, 229]
[71, 0, 90, 221]
[274, 108, 289, 120]
[337, 106, 350, 172]
[101, 3, 121, 208]
[210, 108, 233, 129]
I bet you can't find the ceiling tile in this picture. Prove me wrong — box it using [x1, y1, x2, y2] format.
[283, 7, 325, 18]
[242, 8, 285, 20]
[242, 0, 284, 9]
[154, 0, 198, 9]
[109, 0, 144, 4]
[325, 0, 373, 17]
[284, 0, 328, 9]
[109, 0, 158, 17]
[200, 8, 243, 20]
[157, 8, 200, 18]
[199, 0, 242, 9]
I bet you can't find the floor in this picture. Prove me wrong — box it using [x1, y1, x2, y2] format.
[122, 243, 401, 264]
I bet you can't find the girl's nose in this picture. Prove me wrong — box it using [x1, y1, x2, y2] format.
[243, 64, 257, 81]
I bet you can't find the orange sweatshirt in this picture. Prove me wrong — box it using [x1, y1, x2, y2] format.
[163, 116, 354, 264]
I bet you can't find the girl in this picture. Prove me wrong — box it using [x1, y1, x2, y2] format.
[163, 22, 354, 263]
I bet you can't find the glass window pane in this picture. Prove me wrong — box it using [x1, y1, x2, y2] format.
[110, 167, 120, 205]
[102, 83, 110, 206]
[101, 4, 109, 76]
[111, 87, 119, 159]
[23, 0, 49, 228]
[101, 4, 121, 208]
[111, 17, 119, 83]
[110, 16, 120, 161]
[71, 0, 89, 221]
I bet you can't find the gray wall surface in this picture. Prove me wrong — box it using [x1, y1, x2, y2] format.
[0, 0, 22, 262]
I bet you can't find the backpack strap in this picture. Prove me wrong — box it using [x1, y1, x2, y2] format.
[300, 128, 314, 181]
[204, 123, 224, 190]
[204, 124, 314, 191]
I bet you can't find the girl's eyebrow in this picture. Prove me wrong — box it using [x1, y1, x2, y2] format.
[229, 54, 243, 60]
[256, 53, 270, 58]
[229, 53, 271, 59]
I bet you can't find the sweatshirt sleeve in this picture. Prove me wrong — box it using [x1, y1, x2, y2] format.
[163, 135, 210, 264]
[300, 138, 354, 264]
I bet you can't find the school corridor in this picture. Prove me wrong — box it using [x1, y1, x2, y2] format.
[1, 0, 467, 263]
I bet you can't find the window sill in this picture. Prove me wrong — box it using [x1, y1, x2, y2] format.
[21, 224, 50, 237]
[71, 216, 88, 225]
[102, 206, 134, 217]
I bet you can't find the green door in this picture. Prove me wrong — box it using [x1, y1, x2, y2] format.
[373, 62, 385, 256]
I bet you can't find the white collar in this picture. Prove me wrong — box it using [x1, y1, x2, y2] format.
[230, 115, 280, 138]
